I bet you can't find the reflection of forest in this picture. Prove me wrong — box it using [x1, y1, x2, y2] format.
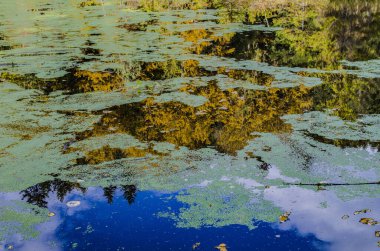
[0, 70, 124, 94]
[20, 179, 86, 208]
[73, 72, 379, 163]
[309, 73, 380, 120]
[20, 179, 137, 207]
[77, 82, 311, 155]
[1, 0, 379, 89]
[188, 0, 380, 69]
[1, 0, 379, 163]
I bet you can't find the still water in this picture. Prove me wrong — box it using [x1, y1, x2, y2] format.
[0, 1, 379, 250]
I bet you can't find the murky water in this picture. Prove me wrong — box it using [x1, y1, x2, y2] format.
[0, 1, 380, 250]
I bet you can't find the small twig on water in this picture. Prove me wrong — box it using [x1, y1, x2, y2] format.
[286, 181, 380, 187]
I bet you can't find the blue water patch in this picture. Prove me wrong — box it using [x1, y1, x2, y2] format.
[53, 189, 328, 251]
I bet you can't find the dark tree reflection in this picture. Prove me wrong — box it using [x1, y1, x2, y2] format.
[20, 179, 86, 208]
[20, 179, 138, 208]
[103, 185, 118, 204]
[122, 185, 137, 205]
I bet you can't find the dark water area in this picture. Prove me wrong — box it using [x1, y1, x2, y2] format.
[0, 1, 380, 251]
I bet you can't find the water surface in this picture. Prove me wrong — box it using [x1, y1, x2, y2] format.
[0, 1, 379, 250]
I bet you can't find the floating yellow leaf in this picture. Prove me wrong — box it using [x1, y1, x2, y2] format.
[279, 212, 291, 223]
[359, 218, 378, 226]
[48, 212, 56, 217]
[215, 243, 227, 251]
[375, 231, 380, 237]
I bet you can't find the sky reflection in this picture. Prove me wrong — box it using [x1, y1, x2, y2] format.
[1, 183, 379, 251]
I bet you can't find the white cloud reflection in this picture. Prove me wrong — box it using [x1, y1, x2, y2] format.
[265, 186, 380, 251]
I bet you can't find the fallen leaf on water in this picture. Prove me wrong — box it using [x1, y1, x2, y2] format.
[359, 218, 378, 226]
[215, 243, 227, 251]
[354, 209, 371, 215]
[192, 242, 200, 250]
[48, 212, 55, 217]
[375, 231, 380, 237]
[279, 212, 291, 223]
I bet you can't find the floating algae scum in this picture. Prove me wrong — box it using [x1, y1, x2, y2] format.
[0, 0, 380, 250]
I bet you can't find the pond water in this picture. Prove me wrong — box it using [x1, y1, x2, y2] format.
[0, 1, 379, 250]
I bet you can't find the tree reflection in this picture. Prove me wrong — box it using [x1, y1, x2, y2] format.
[72, 71, 380, 163]
[0, 69, 124, 94]
[77, 82, 312, 156]
[190, 0, 380, 69]
[20, 179, 86, 208]
[20, 180, 138, 208]
[122, 185, 137, 205]
[310, 73, 380, 120]
[103, 185, 118, 204]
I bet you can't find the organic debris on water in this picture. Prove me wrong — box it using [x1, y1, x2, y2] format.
[354, 209, 371, 215]
[192, 242, 201, 250]
[359, 218, 379, 226]
[215, 243, 227, 251]
[279, 212, 291, 223]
